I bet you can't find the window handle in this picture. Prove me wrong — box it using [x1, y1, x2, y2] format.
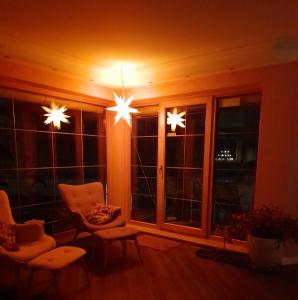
[159, 165, 163, 178]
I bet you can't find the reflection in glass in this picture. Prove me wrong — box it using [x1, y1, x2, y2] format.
[18, 169, 54, 206]
[17, 131, 52, 168]
[83, 136, 106, 166]
[84, 166, 107, 187]
[14, 100, 50, 131]
[55, 133, 82, 167]
[0, 97, 13, 128]
[56, 167, 83, 186]
[83, 111, 106, 136]
[0, 129, 16, 168]
[0, 170, 18, 207]
[131, 194, 157, 224]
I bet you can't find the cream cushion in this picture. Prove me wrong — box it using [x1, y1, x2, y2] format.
[95, 227, 138, 240]
[28, 246, 86, 270]
[0, 235, 56, 263]
[0, 189, 56, 263]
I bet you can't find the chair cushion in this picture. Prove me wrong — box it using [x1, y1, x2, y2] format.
[0, 222, 19, 252]
[0, 234, 56, 263]
[28, 246, 86, 270]
[84, 203, 121, 225]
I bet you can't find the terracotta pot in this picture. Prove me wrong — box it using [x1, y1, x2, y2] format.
[247, 234, 282, 268]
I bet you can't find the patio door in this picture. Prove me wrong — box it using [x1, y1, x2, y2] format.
[157, 97, 212, 236]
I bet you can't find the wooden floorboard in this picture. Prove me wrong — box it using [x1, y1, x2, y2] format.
[1, 235, 298, 300]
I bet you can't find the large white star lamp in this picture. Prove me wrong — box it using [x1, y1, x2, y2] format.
[167, 108, 186, 132]
[107, 92, 138, 126]
[42, 103, 70, 129]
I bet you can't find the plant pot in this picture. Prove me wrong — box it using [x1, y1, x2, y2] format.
[247, 234, 282, 269]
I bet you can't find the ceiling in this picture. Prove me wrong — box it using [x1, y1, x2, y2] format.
[0, 0, 297, 88]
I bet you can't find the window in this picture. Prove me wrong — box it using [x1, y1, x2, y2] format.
[212, 94, 261, 234]
[0, 87, 107, 234]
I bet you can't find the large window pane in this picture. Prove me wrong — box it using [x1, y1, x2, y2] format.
[212, 93, 260, 235]
[165, 104, 206, 228]
[131, 106, 158, 224]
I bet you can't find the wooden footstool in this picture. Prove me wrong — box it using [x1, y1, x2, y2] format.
[27, 246, 90, 296]
[94, 226, 142, 269]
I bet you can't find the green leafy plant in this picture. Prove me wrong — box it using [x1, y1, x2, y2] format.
[223, 205, 298, 247]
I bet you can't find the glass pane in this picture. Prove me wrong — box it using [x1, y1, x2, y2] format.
[185, 105, 205, 134]
[55, 133, 82, 167]
[131, 107, 158, 224]
[84, 166, 107, 186]
[14, 100, 50, 131]
[56, 167, 83, 187]
[17, 131, 52, 168]
[165, 198, 201, 227]
[216, 94, 260, 133]
[18, 169, 55, 206]
[82, 111, 106, 136]
[0, 129, 16, 168]
[212, 93, 260, 235]
[132, 105, 159, 137]
[0, 170, 18, 207]
[165, 104, 206, 228]
[0, 97, 13, 128]
[131, 194, 157, 223]
[132, 137, 158, 166]
[83, 136, 106, 166]
[166, 136, 184, 167]
[185, 136, 204, 168]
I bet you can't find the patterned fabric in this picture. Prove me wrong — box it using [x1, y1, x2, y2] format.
[84, 203, 121, 225]
[0, 222, 19, 252]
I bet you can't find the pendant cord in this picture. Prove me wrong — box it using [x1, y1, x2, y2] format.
[121, 65, 125, 99]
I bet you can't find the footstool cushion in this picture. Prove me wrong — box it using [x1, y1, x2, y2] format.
[28, 246, 86, 270]
[95, 226, 138, 240]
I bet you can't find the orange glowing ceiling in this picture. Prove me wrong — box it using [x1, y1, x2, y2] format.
[0, 0, 297, 89]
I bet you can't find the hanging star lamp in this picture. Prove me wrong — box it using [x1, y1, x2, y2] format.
[167, 108, 186, 132]
[107, 65, 138, 126]
[42, 102, 70, 129]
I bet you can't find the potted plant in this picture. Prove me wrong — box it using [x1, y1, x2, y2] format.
[224, 205, 298, 268]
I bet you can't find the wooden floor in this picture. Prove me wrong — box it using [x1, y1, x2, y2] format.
[1, 235, 298, 300]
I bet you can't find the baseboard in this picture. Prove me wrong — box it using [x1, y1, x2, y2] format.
[281, 256, 298, 265]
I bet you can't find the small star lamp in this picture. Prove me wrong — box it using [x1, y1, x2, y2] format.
[107, 92, 138, 126]
[167, 108, 186, 132]
[42, 103, 70, 129]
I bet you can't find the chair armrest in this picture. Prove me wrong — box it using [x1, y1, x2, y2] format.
[15, 223, 43, 244]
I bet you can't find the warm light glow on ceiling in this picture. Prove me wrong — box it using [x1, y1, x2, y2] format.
[107, 92, 138, 126]
[96, 62, 143, 87]
[42, 103, 70, 129]
[167, 108, 186, 132]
